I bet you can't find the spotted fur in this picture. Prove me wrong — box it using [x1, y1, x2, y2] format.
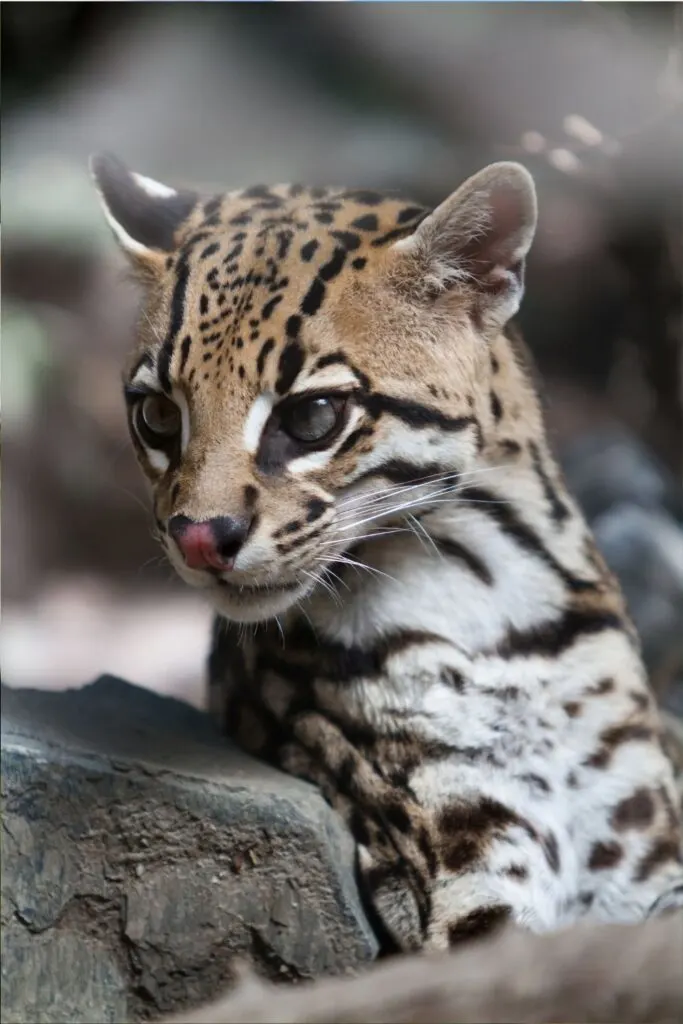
[93, 153, 683, 952]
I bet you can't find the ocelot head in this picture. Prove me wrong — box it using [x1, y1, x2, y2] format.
[92, 154, 537, 622]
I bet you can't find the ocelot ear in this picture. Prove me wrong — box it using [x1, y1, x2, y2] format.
[393, 162, 537, 330]
[90, 153, 199, 274]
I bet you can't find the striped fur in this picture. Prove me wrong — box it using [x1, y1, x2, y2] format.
[93, 155, 683, 951]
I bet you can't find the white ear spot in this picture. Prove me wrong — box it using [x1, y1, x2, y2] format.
[132, 172, 178, 200]
[98, 203, 155, 260]
[243, 393, 275, 454]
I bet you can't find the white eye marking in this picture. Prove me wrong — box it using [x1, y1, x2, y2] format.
[243, 392, 275, 454]
[146, 448, 170, 473]
[173, 388, 191, 453]
[131, 172, 178, 199]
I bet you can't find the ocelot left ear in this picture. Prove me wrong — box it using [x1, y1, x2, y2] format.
[392, 161, 537, 331]
[90, 152, 199, 275]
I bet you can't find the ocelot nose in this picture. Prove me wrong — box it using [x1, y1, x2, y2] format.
[168, 514, 251, 571]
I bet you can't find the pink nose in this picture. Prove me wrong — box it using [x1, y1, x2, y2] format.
[168, 515, 249, 571]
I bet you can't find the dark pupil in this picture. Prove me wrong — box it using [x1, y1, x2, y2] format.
[284, 397, 337, 442]
[142, 397, 178, 436]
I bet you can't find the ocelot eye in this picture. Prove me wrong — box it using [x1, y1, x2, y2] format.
[135, 394, 181, 447]
[279, 395, 347, 445]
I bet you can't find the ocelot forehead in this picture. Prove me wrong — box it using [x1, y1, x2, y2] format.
[150, 185, 428, 402]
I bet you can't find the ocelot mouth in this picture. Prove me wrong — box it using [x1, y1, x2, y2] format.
[216, 577, 303, 597]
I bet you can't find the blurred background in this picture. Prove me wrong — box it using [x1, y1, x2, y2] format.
[2, 2, 682, 727]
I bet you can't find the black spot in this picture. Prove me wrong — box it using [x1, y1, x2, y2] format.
[301, 277, 326, 316]
[202, 352, 212, 363]
[588, 840, 623, 870]
[199, 294, 209, 316]
[505, 864, 528, 880]
[586, 677, 615, 696]
[448, 905, 511, 947]
[440, 667, 466, 692]
[490, 353, 500, 373]
[518, 773, 551, 794]
[178, 334, 192, 375]
[319, 247, 347, 282]
[305, 498, 328, 523]
[200, 242, 220, 261]
[397, 205, 426, 224]
[262, 295, 282, 320]
[229, 212, 251, 226]
[300, 240, 319, 262]
[500, 609, 624, 660]
[275, 339, 304, 395]
[286, 314, 302, 339]
[352, 257, 367, 271]
[351, 213, 379, 231]
[371, 226, 415, 247]
[490, 390, 503, 421]
[330, 230, 361, 251]
[612, 789, 656, 831]
[500, 439, 521, 456]
[563, 701, 582, 718]
[314, 211, 334, 225]
[343, 189, 384, 205]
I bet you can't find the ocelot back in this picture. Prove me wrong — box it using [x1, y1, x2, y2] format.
[92, 153, 683, 951]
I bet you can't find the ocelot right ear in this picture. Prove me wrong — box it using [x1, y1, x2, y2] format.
[90, 153, 199, 276]
[390, 162, 538, 333]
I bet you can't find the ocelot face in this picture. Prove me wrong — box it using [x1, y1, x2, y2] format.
[93, 154, 536, 621]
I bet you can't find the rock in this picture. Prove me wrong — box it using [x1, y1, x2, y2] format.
[561, 429, 683, 713]
[1, 677, 378, 1023]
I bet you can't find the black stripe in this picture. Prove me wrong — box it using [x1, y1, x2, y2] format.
[264, 626, 450, 685]
[529, 442, 570, 525]
[461, 485, 595, 592]
[498, 608, 624, 658]
[360, 393, 476, 434]
[178, 334, 192, 375]
[158, 254, 190, 392]
[354, 459, 457, 487]
[431, 535, 493, 585]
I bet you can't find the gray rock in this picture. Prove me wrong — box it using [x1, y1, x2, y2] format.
[1, 677, 378, 1023]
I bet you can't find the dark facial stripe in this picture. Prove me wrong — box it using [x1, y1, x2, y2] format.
[158, 253, 190, 392]
[460, 485, 595, 592]
[430, 534, 493, 585]
[275, 339, 305, 395]
[354, 459, 457, 487]
[360, 393, 477, 434]
[178, 334, 192, 375]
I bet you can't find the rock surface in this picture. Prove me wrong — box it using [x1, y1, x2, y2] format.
[1, 677, 378, 1023]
